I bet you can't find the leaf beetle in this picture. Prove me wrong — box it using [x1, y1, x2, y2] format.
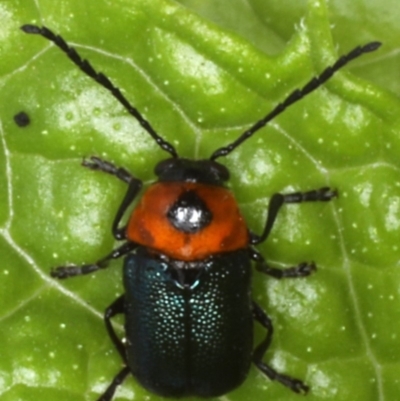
[21, 24, 381, 400]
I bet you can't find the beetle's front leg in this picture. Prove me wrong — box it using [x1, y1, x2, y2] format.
[250, 187, 336, 245]
[82, 156, 134, 184]
[83, 156, 143, 240]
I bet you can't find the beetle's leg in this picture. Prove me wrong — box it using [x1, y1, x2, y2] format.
[82, 156, 143, 240]
[250, 187, 336, 245]
[252, 301, 309, 394]
[51, 242, 137, 279]
[104, 295, 127, 361]
[82, 156, 136, 185]
[249, 248, 316, 279]
[96, 295, 129, 401]
[97, 366, 130, 401]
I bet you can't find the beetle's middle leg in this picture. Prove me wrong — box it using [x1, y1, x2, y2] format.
[51, 242, 137, 279]
[249, 248, 316, 279]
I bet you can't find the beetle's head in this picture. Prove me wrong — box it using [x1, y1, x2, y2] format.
[155, 158, 229, 185]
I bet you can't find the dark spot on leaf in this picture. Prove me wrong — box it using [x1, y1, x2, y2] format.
[14, 111, 30, 127]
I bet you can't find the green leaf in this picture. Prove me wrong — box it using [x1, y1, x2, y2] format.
[1, 1, 399, 401]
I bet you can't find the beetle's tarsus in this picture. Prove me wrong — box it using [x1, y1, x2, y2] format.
[20, 24, 41, 34]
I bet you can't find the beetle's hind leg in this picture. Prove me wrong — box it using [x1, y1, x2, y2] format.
[104, 295, 128, 362]
[97, 366, 130, 401]
[51, 242, 137, 279]
[252, 302, 309, 394]
[96, 295, 130, 401]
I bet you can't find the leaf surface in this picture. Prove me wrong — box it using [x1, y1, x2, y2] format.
[0, 1, 399, 401]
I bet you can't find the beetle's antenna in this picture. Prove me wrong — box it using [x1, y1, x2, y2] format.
[210, 41, 381, 161]
[21, 24, 178, 158]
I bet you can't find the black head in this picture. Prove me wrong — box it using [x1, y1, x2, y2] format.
[155, 158, 229, 185]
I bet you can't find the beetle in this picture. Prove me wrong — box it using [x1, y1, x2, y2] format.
[21, 24, 380, 400]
